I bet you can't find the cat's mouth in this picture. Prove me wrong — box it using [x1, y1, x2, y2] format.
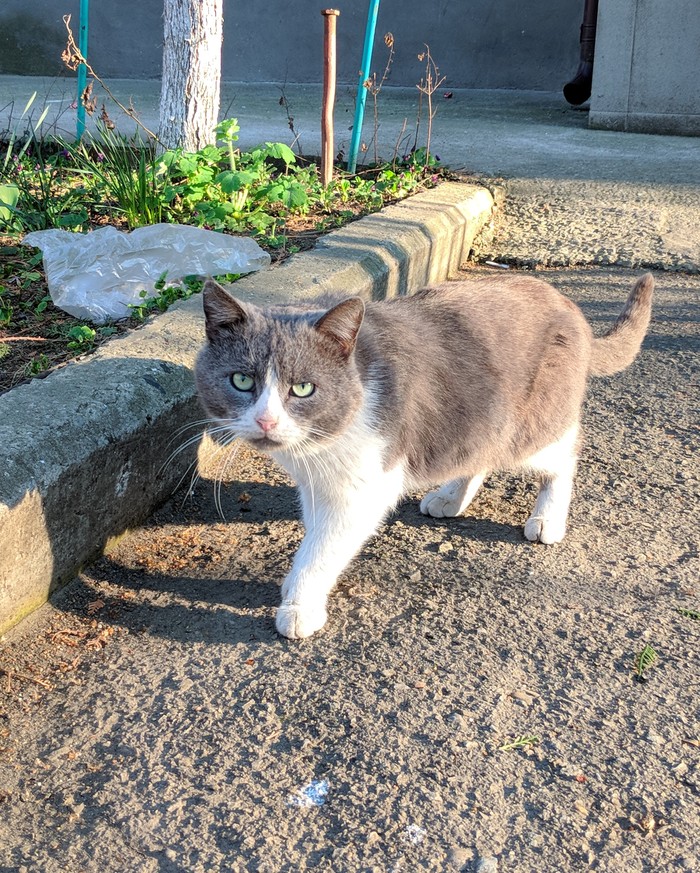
[248, 434, 288, 451]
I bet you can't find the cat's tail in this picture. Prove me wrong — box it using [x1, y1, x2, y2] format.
[589, 273, 654, 376]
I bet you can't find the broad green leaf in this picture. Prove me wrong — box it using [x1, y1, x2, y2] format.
[263, 142, 296, 166]
[0, 184, 19, 224]
[216, 170, 256, 193]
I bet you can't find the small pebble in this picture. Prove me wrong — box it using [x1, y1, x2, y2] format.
[447, 847, 470, 868]
[476, 856, 498, 873]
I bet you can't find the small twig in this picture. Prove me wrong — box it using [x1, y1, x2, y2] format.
[391, 117, 408, 168]
[277, 83, 302, 154]
[50, 629, 88, 646]
[1, 336, 48, 342]
[0, 667, 53, 690]
[416, 45, 446, 166]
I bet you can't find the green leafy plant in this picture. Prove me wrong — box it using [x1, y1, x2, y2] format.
[215, 118, 241, 171]
[70, 126, 169, 228]
[676, 607, 700, 621]
[25, 353, 50, 376]
[2, 146, 88, 232]
[128, 273, 208, 321]
[634, 643, 658, 681]
[0, 184, 19, 226]
[0, 290, 14, 327]
[498, 734, 540, 752]
[0, 95, 85, 231]
[66, 324, 97, 352]
[158, 128, 307, 235]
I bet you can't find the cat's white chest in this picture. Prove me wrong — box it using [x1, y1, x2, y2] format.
[273, 412, 400, 504]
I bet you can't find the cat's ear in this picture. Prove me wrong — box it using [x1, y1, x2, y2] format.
[202, 278, 248, 341]
[314, 297, 365, 358]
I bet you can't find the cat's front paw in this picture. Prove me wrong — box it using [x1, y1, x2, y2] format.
[524, 514, 567, 545]
[275, 602, 328, 639]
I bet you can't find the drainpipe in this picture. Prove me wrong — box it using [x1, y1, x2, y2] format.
[563, 0, 599, 106]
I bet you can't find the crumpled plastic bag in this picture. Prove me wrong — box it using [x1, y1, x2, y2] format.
[23, 223, 271, 324]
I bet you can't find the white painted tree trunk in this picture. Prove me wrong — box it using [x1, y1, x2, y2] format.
[158, 0, 223, 151]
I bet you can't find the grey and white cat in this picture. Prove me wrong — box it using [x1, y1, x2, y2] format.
[195, 273, 653, 639]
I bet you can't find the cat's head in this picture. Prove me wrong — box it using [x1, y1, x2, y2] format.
[195, 279, 366, 453]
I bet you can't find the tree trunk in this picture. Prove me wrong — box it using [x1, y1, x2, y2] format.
[158, 0, 223, 151]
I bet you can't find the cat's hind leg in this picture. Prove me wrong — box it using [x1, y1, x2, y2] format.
[523, 426, 578, 544]
[420, 472, 486, 518]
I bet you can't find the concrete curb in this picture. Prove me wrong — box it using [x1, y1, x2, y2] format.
[0, 181, 493, 634]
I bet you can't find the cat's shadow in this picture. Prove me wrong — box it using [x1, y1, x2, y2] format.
[205, 477, 525, 545]
[53, 479, 525, 644]
[191, 474, 524, 545]
[389, 497, 526, 545]
[54, 556, 283, 646]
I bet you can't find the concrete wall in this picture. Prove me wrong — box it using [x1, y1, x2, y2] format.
[0, 0, 582, 91]
[589, 0, 700, 135]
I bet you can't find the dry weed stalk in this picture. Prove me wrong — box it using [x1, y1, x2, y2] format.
[61, 14, 157, 140]
[416, 45, 445, 166]
[364, 32, 395, 166]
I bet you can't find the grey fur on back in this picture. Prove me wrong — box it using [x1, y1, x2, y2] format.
[196, 272, 654, 487]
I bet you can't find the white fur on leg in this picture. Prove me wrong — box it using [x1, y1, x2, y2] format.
[523, 426, 578, 544]
[275, 602, 328, 640]
[420, 472, 487, 518]
[273, 405, 404, 639]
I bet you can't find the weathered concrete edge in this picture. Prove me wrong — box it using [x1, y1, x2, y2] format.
[0, 181, 493, 635]
[589, 109, 700, 138]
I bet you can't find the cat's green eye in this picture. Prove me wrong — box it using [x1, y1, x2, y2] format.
[291, 382, 315, 398]
[231, 372, 254, 392]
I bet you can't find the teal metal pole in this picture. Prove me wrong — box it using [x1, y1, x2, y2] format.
[347, 0, 381, 173]
[76, 0, 89, 139]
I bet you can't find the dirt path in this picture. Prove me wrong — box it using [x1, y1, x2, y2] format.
[1, 266, 698, 872]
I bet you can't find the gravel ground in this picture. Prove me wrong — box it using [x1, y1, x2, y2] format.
[0, 265, 698, 872]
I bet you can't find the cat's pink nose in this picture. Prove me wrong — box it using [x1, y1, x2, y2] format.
[255, 415, 278, 433]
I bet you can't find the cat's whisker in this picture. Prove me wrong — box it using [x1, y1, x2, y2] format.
[159, 421, 240, 478]
[159, 432, 207, 475]
[169, 454, 202, 504]
[185, 433, 238, 510]
[212, 435, 242, 521]
[167, 417, 223, 446]
[301, 441, 335, 491]
[184, 468, 203, 503]
[303, 425, 336, 441]
[287, 441, 316, 522]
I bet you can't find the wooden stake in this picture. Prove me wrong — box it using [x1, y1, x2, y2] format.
[321, 9, 340, 186]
